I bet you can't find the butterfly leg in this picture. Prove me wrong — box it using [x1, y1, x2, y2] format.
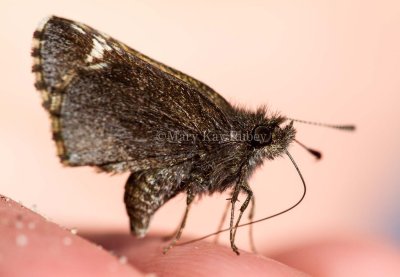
[229, 184, 241, 254]
[162, 193, 195, 241]
[163, 193, 195, 254]
[230, 182, 253, 255]
[162, 216, 187, 242]
[214, 192, 232, 244]
[248, 196, 258, 253]
[161, 227, 178, 242]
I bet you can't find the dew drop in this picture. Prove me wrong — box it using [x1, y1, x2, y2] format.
[16, 234, 28, 247]
[15, 221, 24, 230]
[28, 222, 36, 230]
[70, 228, 78, 235]
[119, 255, 128, 264]
[63, 236, 72, 246]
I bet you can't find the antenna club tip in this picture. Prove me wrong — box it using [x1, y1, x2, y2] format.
[309, 149, 322, 160]
[343, 125, 356, 131]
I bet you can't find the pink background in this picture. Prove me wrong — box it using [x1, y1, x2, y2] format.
[1, 0, 399, 253]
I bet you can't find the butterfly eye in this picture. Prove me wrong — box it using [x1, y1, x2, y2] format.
[251, 125, 273, 147]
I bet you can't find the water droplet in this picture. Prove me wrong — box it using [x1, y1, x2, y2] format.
[28, 222, 36, 230]
[15, 221, 24, 229]
[70, 228, 78, 235]
[16, 234, 28, 247]
[63, 236, 72, 246]
[118, 255, 128, 264]
[5, 197, 10, 202]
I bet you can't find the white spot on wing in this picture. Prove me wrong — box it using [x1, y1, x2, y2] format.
[112, 42, 123, 54]
[87, 62, 108, 70]
[86, 34, 113, 63]
[90, 39, 104, 59]
[71, 24, 86, 34]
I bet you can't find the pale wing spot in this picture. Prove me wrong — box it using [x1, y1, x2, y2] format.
[40, 90, 49, 102]
[87, 39, 104, 61]
[112, 42, 124, 54]
[94, 35, 112, 51]
[87, 62, 108, 70]
[50, 94, 62, 112]
[32, 57, 40, 65]
[51, 116, 60, 132]
[98, 31, 111, 39]
[71, 24, 86, 34]
[86, 35, 113, 63]
[86, 54, 94, 63]
[32, 39, 40, 49]
[56, 140, 65, 156]
[36, 15, 52, 32]
[32, 16, 51, 54]
[34, 72, 41, 82]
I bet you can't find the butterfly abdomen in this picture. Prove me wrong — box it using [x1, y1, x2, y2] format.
[124, 168, 187, 237]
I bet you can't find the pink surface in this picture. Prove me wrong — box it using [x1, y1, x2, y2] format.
[1, 195, 399, 276]
[0, 196, 141, 277]
[1, 0, 400, 256]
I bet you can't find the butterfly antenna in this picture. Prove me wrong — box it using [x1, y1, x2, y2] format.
[177, 150, 306, 246]
[288, 118, 356, 131]
[294, 139, 322, 160]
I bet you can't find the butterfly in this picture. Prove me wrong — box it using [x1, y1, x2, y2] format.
[32, 16, 354, 254]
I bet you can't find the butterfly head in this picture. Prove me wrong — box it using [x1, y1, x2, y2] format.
[250, 119, 296, 160]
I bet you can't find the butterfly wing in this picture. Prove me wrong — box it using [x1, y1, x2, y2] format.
[32, 16, 234, 173]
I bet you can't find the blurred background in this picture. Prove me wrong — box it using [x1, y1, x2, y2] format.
[1, 0, 399, 253]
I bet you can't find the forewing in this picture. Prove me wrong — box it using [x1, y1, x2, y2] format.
[117, 38, 234, 114]
[32, 16, 234, 172]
